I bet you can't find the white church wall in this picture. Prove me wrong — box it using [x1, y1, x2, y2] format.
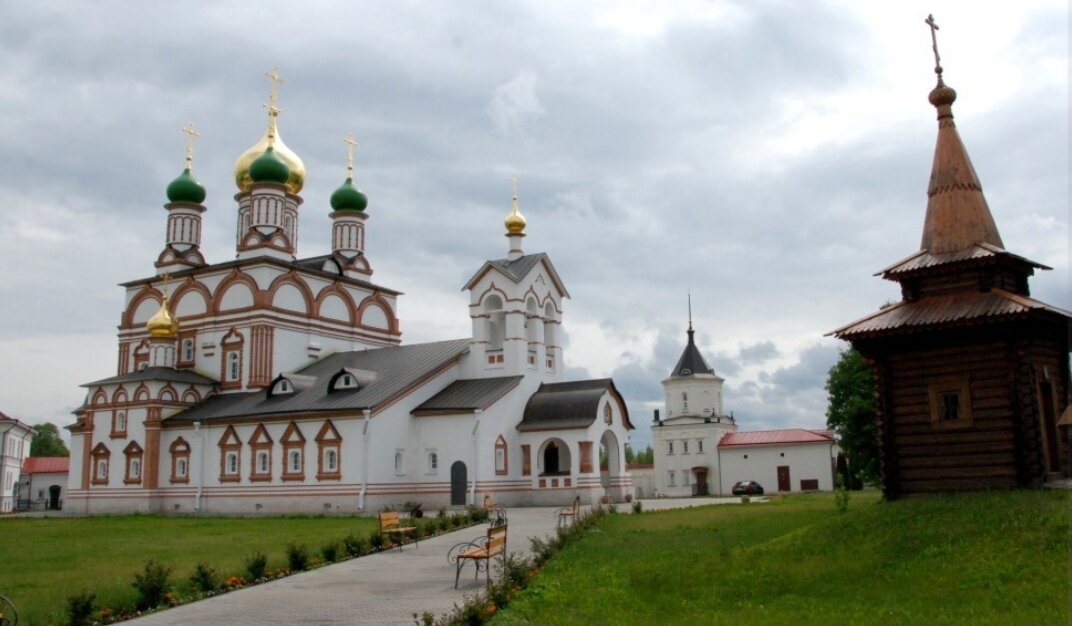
[652, 419, 733, 497]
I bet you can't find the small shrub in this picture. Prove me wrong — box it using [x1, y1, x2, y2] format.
[608, 504, 619, 514]
[286, 542, 310, 571]
[632, 500, 643, 514]
[370, 531, 385, 550]
[132, 559, 172, 609]
[244, 551, 268, 580]
[343, 532, 369, 557]
[321, 539, 341, 563]
[66, 591, 96, 626]
[437, 507, 446, 518]
[190, 561, 219, 592]
[835, 476, 851, 513]
[437, 515, 451, 532]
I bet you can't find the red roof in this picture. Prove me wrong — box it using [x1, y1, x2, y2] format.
[21, 457, 70, 474]
[719, 429, 834, 447]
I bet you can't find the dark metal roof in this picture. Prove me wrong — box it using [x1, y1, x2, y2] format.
[120, 255, 401, 296]
[462, 253, 569, 298]
[517, 379, 633, 432]
[830, 289, 1072, 339]
[412, 376, 523, 415]
[83, 367, 218, 388]
[879, 243, 1049, 278]
[166, 339, 469, 423]
[669, 327, 715, 378]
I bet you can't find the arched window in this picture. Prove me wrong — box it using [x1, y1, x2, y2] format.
[603, 404, 612, 425]
[114, 411, 127, 435]
[257, 451, 269, 473]
[483, 295, 505, 352]
[181, 338, 194, 363]
[325, 449, 338, 472]
[177, 458, 188, 478]
[494, 436, 508, 475]
[226, 452, 238, 474]
[289, 449, 302, 473]
[227, 352, 240, 381]
[130, 458, 141, 479]
[394, 450, 404, 475]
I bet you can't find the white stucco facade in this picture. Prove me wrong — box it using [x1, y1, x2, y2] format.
[0, 415, 35, 512]
[718, 438, 839, 494]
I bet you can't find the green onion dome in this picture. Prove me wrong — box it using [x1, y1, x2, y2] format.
[165, 168, 206, 204]
[249, 146, 290, 186]
[330, 177, 368, 212]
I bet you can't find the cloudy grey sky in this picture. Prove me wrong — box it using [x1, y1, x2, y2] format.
[1, 1, 1067, 449]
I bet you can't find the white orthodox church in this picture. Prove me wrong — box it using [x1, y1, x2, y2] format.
[651, 323, 838, 497]
[66, 76, 633, 515]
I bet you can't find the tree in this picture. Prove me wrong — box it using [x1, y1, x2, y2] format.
[30, 422, 69, 457]
[825, 348, 878, 488]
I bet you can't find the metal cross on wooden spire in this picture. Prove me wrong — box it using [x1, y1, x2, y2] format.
[924, 14, 943, 80]
[181, 122, 200, 170]
[343, 132, 358, 177]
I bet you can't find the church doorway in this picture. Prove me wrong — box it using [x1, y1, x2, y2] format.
[538, 439, 571, 475]
[692, 467, 709, 496]
[450, 461, 467, 506]
[599, 430, 621, 488]
[49, 485, 61, 510]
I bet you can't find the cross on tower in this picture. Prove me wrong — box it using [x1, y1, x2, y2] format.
[511, 175, 519, 200]
[343, 132, 359, 177]
[924, 14, 943, 77]
[264, 67, 284, 117]
[181, 122, 200, 169]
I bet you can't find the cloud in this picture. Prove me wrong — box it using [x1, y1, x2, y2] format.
[488, 70, 544, 136]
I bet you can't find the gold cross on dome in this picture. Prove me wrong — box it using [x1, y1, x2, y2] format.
[511, 175, 519, 200]
[343, 132, 359, 177]
[924, 14, 942, 76]
[264, 67, 284, 117]
[181, 122, 200, 169]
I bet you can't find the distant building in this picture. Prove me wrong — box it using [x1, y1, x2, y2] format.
[832, 41, 1070, 497]
[17, 457, 69, 511]
[651, 325, 837, 497]
[0, 412, 35, 512]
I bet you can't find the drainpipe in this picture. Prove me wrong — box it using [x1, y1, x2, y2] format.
[470, 410, 482, 506]
[359, 409, 371, 511]
[194, 421, 204, 512]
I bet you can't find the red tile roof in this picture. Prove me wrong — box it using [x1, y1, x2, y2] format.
[719, 429, 834, 447]
[21, 457, 70, 474]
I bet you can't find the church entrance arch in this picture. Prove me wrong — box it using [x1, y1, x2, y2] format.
[599, 430, 621, 489]
[450, 461, 467, 506]
[538, 438, 571, 475]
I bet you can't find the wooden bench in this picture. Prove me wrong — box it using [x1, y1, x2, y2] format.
[378, 511, 418, 551]
[556, 497, 580, 528]
[447, 523, 507, 588]
[483, 494, 507, 526]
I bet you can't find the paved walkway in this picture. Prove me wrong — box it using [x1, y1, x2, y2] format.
[125, 498, 747, 625]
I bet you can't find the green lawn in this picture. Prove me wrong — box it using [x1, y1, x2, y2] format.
[493, 490, 1070, 626]
[2, 514, 378, 626]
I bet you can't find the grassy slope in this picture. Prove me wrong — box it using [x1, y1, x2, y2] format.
[2, 515, 377, 626]
[494, 491, 1070, 626]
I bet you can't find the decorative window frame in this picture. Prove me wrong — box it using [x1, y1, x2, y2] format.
[170, 437, 191, 484]
[426, 449, 439, 475]
[177, 331, 197, 368]
[697, 439, 704, 454]
[928, 375, 973, 431]
[91, 443, 110, 485]
[219, 328, 245, 391]
[281, 422, 306, 481]
[111, 409, 128, 439]
[315, 420, 342, 481]
[248, 424, 273, 482]
[218, 425, 242, 483]
[494, 435, 508, 475]
[123, 441, 144, 485]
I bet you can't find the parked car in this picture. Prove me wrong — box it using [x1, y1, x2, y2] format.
[731, 480, 764, 496]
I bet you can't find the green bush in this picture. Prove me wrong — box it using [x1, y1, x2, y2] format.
[66, 591, 96, 626]
[834, 476, 851, 513]
[190, 561, 219, 592]
[343, 532, 369, 557]
[132, 559, 172, 609]
[321, 539, 341, 563]
[244, 551, 268, 579]
[632, 500, 643, 514]
[437, 515, 451, 532]
[286, 542, 310, 571]
[370, 531, 385, 550]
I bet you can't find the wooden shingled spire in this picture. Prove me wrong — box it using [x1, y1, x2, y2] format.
[919, 15, 1003, 255]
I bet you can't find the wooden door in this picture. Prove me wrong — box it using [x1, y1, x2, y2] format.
[450, 461, 467, 506]
[777, 465, 791, 492]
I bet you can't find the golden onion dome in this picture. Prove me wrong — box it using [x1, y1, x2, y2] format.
[505, 181, 526, 235]
[234, 116, 306, 194]
[146, 297, 180, 338]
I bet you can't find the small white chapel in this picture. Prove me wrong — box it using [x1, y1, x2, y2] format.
[65, 72, 633, 515]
